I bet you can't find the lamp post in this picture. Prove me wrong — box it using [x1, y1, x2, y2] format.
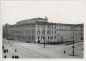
[71, 26, 75, 56]
[43, 37, 45, 48]
[43, 25, 45, 48]
[61, 36, 63, 43]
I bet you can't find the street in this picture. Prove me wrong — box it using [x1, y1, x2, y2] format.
[2, 39, 83, 58]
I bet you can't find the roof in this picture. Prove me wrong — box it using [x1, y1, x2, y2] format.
[35, 21, 83, 26]
[9, 21, 83, 27]
[18, 17, 47, 22]
[29, 17, 47, 20]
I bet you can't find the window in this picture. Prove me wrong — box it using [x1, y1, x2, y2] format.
[55, 36, 56, 39]
[37, 29, 40, 34]
[48, 25, 49, 28]
[41, 36, 45, 39]
[29, 30, 31, 34]
[54, 31, 56, 34]
[47, 30, 50, 34]
[38, 25, 39, 28]
[48, 36, 49, 39]
[59, 29, 61, 31]
[52, 26, 53, 28]
[51, 36, 53, 39]
[52, 31, 53, 34]
[32, 36, 33, 40]
[38, 36, 40, 40]
[42, 30, 45, 35]
[32, 29, 35, 34]
[55, 26, 56, 29]
[75, 29, 77, 31]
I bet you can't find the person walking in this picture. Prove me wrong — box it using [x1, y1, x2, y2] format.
[4, 55, 6, 58]
[12, 55, 14, 58]
[64, 50, 66, 54]
[15, 49, 17, 52]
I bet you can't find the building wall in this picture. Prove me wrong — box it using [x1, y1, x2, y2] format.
[7, 24, 35, 42]
[35, 24, 83, 43]
[4, 19, 83, 43]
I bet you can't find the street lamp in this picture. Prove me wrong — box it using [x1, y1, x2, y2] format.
[71, 26, 76, 56]
[43, 25, 45, 48]
[61, 36, 63, 43]
[43, 37, 45, 48]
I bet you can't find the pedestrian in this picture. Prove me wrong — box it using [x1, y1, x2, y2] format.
[6, 49, 8, 53]
[2, 46, 4, 50]
[14, 55, 19, 58]
[15, 49, 17, 52]
[64, 50, 66, 54]
[3, 50, 6, 53]
[12, 55, 14, 58]
[16, 55, 19, 58]
[15, 56, 17, 58]
[4, 55, 6, 58]
[10, 44, 12, 46]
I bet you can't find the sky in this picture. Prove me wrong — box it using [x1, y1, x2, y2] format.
[1, 1, 86, 25]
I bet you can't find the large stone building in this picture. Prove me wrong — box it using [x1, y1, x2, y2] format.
[3, 17, 83, 43]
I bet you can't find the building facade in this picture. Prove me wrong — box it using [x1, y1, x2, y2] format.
[3, 17, 83, 43]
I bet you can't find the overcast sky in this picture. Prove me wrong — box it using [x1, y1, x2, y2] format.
[1, 1, 86, 25]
